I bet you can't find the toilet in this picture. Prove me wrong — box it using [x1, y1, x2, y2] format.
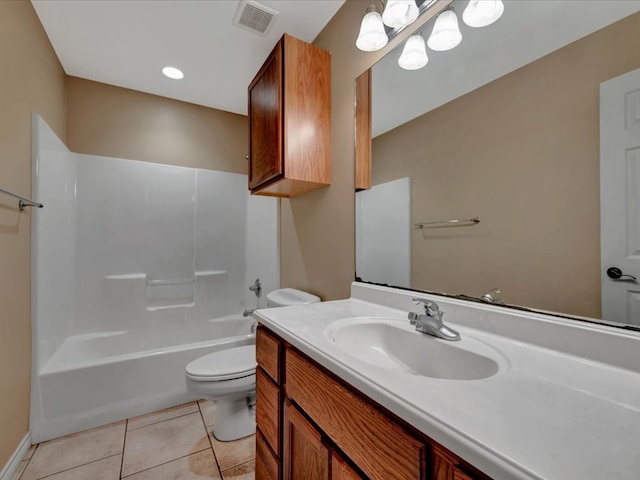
[185, 288, 320, 441]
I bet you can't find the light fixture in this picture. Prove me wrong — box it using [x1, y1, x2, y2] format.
[162, 66, 184, 80]
[427, 8, 462, 52]
[382, 0, 419, 29]
[398, 33, 428, 70]
[463, 0, 504, 28]
[356, 2, 388, 52]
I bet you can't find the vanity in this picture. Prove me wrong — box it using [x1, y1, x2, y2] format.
[253, 282, 640, 480]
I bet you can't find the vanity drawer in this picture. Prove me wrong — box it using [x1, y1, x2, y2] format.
[256, 366, 280, 456]
[285, 347, 426, 480]
[256, 326, 281, 383]
[256, 428, 280, 480]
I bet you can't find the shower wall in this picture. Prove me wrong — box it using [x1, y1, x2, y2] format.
[32, 115, 278, 370]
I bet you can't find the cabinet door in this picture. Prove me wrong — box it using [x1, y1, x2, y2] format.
[332, 451, 365, 480]
[283, 400, 329, 480]
[248, 42, 283, 190]
[256, 428, 279, 480]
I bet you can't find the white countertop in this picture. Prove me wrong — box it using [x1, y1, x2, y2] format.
[254, 283, 640, 480]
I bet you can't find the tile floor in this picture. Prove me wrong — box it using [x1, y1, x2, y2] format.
[13, 401, 255, 480]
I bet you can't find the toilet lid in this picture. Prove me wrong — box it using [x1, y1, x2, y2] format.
[186, 345, 256, 381]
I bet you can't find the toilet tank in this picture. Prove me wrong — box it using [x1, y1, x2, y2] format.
[266, 288, 321, 308]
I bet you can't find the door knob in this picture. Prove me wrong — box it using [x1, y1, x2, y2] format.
[606, 267, 637, 281]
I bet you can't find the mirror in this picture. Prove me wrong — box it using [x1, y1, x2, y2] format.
[355, 0, 640, 329]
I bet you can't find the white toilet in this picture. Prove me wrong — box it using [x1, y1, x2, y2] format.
[185, 288, 320, 441]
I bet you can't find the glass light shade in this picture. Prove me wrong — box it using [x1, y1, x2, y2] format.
[382, 0, 419, 29]
[356, 10, 388, 52]
[398, 34, 428, 70]
[462, 0, 504, 28]
[427, 9, 462, 51]
[162, 66, 184, 79]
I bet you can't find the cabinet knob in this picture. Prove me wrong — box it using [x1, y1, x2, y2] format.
[245, 155, 249, 160]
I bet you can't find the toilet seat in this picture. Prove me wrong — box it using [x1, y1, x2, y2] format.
[185, 345, 256, 382]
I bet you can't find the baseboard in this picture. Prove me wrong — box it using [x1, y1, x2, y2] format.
[0, 432, 31, 480]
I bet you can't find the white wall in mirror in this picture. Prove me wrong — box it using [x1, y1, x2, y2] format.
[356, 177, 411, 288]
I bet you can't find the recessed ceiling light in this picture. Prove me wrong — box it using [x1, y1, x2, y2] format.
[162, 66, 184, 80]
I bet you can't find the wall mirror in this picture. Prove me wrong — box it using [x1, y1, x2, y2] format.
[355, 0, 640, 329]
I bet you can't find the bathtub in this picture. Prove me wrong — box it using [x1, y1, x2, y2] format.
[30, 315, 255, 443]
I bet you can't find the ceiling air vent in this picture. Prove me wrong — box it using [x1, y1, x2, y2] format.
[232, 0, 279, 36]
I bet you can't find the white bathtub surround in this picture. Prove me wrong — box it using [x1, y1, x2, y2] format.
[30, 115, 278, 442]
[254, 281, 640, 480]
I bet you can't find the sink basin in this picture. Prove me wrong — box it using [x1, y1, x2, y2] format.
[324, 317, 503, 380]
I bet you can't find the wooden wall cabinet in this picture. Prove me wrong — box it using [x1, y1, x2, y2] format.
[255, 325, 490, 480]
[248, 34, 331, 197]
[355, 69, 372, 191]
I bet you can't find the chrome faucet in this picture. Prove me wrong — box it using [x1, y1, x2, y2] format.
[249, 278, 262, 298]
[408, 298, 461, 341]
[244, 279, 262, 317]
[480, 288, 504, 305]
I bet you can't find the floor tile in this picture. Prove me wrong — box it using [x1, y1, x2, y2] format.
[222, 460, 255, 480]
[198, 400, 217, 427]
[123, 449, 221, 480]
[128, 402, 199, 431]
[24, 444, 37, 460]
[122, 412, 210, 477]
[210, 434, 255, 471]
[11, 460, 28, 480]
[21, 421, 125, 480]
[30, 454, 121, 480]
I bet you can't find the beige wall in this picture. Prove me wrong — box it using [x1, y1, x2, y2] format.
[280, 0, 451, 300]
[67, 76, 248, 174]
[0, 0, 66, 467]
[372, 12, 640, 318]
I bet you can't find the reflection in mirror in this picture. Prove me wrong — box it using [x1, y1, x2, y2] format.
[355, 0, 640, 328]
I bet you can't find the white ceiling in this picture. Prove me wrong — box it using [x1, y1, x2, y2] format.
[31, 0, 345, 116]
[373, 0, 640, 137]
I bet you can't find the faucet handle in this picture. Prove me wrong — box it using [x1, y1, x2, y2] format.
[411, 298, 441, 318]
[480, 288, 504, 305]
[249, 278, 262, 298]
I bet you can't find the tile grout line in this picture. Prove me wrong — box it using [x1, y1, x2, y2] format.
[197, 401, 224, 479]
[127, 401, 200, 432]
[16, 446, 32, 480]
[28, 453, 122, 480]
[19, 444, 38, 480]
[119, 448, 213, 479]
[121, 408, 212, 478]
[119, 419, 128, 479]
[220, 458, 256, 474]
[126, 409, 200, 432]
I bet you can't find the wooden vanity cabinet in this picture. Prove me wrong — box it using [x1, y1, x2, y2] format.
[255, 325, 490, 480]
[256, 327, 282, 479]
[248, 34, 331, 197]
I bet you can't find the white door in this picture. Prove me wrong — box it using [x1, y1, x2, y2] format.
[601, 67, 640, 326]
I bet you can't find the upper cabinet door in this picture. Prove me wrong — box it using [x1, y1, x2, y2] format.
[248, 43, 283, 190]
[248, 34, 331, 197]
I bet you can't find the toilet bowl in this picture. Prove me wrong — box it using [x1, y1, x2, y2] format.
[185, 288, 320, 441]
